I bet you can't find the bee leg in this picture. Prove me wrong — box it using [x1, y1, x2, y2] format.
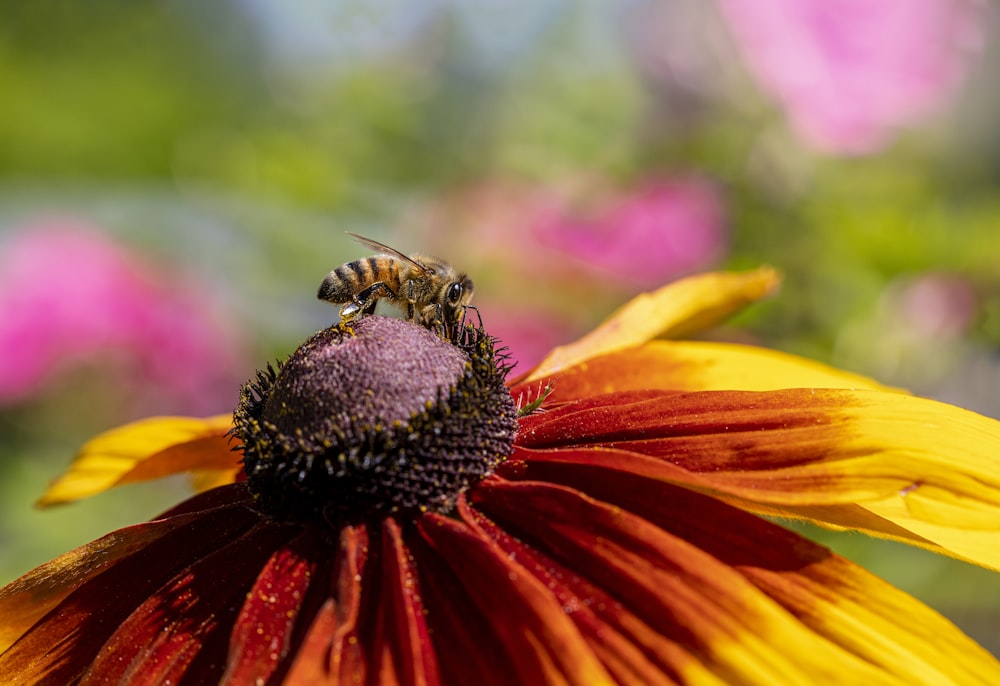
[340, 282, 395, 322]
[417, 304, 447, 338]
[460, 305, 482, 329]
[404, 279, 417, 322]
[415, 303, 439, 328]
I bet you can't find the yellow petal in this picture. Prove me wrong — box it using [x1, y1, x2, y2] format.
[472, 479, 919, 685]
[514, 340, 890, 402]
[523, 267, 780, 382]
[37, 415, 235, 507]
[521, 387, 1000, 571]
[486, 468, 1000, 684]
[190, 468, 244, 494]
[701, 392, 1000, 571]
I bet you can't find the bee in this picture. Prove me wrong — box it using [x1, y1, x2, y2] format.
[318, 232, 475, 331]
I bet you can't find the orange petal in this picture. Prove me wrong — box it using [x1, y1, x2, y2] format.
[76, 522, 292, 685]
[521, 267, 780, 382]
[511, 340, 889, 403]
[283, 526, 368, 684]
[485, 469, 1000, 684]
[0, 485, 259, 681]
[37, 415, 236, 507]
[190, 468, 244, 494]
[0, 512, 205, 653]
[471, 478, 909, 684]
[516, 388, 1000, 571]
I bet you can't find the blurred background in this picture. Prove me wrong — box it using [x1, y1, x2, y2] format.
[2, 0, 999, 652]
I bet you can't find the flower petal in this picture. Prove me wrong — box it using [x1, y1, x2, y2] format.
[521, 268, 780, 382]
[0, 485, 258, 683]
[457, 498, 714, 686]
[368, 519, 440, 685]
[220, 529, 322, 685]
[417, 511, 617, 685]
[77, 521, 295, 685]
[485, 469, 1000, 684]
[516, 388, 1000, 571]
[190, 467, 244, 493]
[283, 526, 368, 684]
[406, 528, 518, 684]
[0, 513, 202, 653]
[471, 478, 903, 684]
[511, 340, 888, 403]
[36, 415, 236, 507]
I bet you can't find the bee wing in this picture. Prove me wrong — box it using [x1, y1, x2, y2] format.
[345, 232, 429, 273]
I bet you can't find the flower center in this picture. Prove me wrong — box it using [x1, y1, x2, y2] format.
[233, 316, 518, 527]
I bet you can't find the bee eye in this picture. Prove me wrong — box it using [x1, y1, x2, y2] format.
[446, 282, 464, 304]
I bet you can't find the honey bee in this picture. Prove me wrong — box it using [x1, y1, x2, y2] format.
[318, 232, 475, 331]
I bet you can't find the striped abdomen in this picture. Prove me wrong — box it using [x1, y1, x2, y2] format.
[317, 256, 401, 303]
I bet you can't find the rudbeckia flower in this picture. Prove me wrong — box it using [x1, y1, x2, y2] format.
[3, 267, 1000, 684]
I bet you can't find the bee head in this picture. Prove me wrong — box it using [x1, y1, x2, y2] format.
[443, 274, 474, 320]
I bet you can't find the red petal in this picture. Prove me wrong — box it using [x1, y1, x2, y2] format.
[0, 486, 259, 684]
[516, 389, 842, 465]
[77, 521, 298, 685]
[456, 500, 682, 685]
[492, 465, 1000, 683]
[0, 512, 205, 654]
[417, 512, 615, 685]
[405, 529, 521, 685]
[220, 528, 324, 685]
[516, 388, 1000, 570]
[366, 519, 440, 686]
[469, 478, 932, 683]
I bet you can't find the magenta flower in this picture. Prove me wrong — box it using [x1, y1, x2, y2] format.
[0, 220, 245, 414]
[407, 177, 726, 368]
[717, 0, 983, 154]
[531, 177, 726, 290]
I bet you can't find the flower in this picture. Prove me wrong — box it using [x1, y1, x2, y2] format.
[0, 220, 246, 415]
[407, 176, 727, 371]
[717, 0, 984, 155]
[4, 267, 1000, 684]
[529, 177, 727, 290]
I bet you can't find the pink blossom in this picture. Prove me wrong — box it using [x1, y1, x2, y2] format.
[0, 221, 245, 415]
[407, 177, 726, 349]
[531, 177, 727, 290]
[717, 0, 983, 154]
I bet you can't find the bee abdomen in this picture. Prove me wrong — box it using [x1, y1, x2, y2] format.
[318, 262, 362, 303]
[317, 257, 398, 303]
